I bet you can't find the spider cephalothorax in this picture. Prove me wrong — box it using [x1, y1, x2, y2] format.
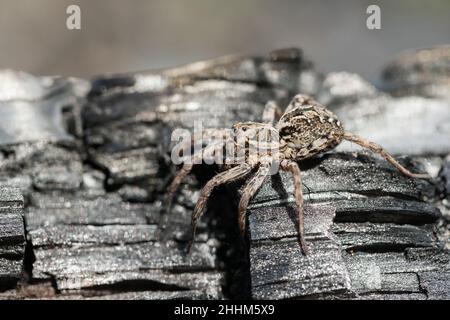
[168, 94, 429, 254]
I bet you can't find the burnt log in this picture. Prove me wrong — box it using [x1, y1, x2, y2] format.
[246, 154, 446, 299]
[0, 46, 449, 299]
[246, 46, 450, 299]
[0, 187, 25, 290]
[380, 45, 450, 99]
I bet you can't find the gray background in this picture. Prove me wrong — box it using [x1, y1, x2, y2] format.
[0, 0, 449, 82]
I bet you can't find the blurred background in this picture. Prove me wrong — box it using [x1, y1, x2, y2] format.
[0, 0, 448, 83]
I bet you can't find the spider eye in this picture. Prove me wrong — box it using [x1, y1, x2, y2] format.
[242, 127, 247, 132]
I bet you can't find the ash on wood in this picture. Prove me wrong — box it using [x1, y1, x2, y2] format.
[318, 71, 450, 156]
[249, 204, 351, 299]
[1, 49, 316, 299]
[82, 48, 314, 197]
[245, 43, 450, 299]
[380, 45, 450, 99]
[0, 46, 449, 300]
[245, 153, 447, 299]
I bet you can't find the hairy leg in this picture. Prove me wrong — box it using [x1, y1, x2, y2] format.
[343, 132, 430, 179]
[187, 163, 254, 252]
[238, 162, 271, 234]
[167, 137, 231, 209]
[263, 101, 283, 125]
[166, 163, 194, 210]
[281, 160, 308, 255]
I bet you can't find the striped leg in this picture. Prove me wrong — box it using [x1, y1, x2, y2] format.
[238, 162, 271, 234]
[187, 163, 254, 253]
[281, 160, 308, 255]
[343, 132, 430, 179]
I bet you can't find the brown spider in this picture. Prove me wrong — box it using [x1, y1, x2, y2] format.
[168, 94, 429, 254]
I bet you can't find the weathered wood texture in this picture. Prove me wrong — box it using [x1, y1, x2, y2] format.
[0, 187, 25, 289]
[0, 46, 449, 299]
[246, 154, 446, 299]
[247, 46, 450, 300]
[0, 49, 314, 299]
[380, 45, 450, 99]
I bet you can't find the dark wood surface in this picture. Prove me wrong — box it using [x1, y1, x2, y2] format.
[0, 47, 449, 299]
[0, 187, 25, 290]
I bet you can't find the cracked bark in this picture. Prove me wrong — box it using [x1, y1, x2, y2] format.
[0, 46, 449, 299]
[0, 187, 25, 290]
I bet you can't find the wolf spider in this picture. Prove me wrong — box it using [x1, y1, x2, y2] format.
[168, 94, 429, 254]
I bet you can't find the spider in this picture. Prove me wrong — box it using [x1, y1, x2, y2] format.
[167, 94, 429, 254]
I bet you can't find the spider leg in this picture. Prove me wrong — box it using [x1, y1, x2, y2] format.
[238, 161, 271, 234]
[167, 139, 227, 210]
[263, 101, 283, 125]
[343, 132, 430, 179]
[187, 163, 254, 253]
[166, 163, 194, 210]
[281, 160, 308, 255]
